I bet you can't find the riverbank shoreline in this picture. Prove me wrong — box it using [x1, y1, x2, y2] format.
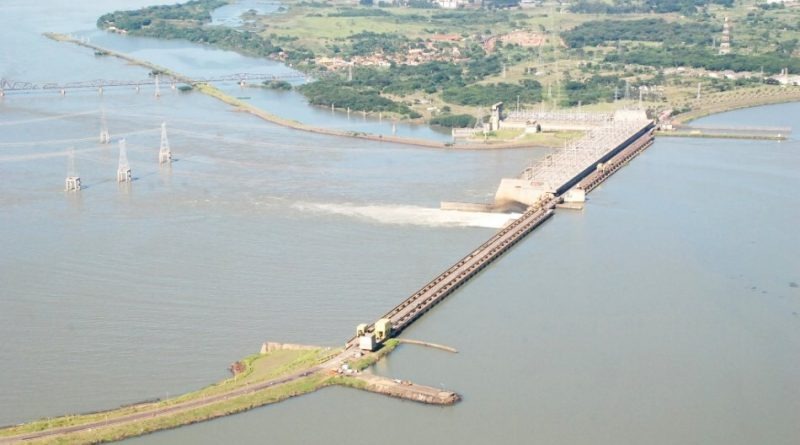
[44, 33, 549, 151]
[0, 340, 458, 444]
[39, 33, 800, 150]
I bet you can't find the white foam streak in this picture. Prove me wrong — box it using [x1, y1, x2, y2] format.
[293, 202, 520, 229]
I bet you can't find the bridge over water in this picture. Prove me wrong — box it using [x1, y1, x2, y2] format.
[0, 73, 312, 95]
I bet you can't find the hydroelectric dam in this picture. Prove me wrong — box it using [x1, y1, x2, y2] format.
[0, 111, 655, 444]
[350, 110, 656, 348]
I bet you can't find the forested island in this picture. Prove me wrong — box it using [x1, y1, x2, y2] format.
[97, 0, 800, 128]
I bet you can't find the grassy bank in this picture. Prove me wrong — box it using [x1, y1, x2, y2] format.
[25, 373, 332, 445]
[671, 86, 800, 124]
[0, 340, 422, 444]
[0, 348, 331, 441]
[348, 339, 400, 371]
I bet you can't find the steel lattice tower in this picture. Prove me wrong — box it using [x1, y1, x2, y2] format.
[719, 17, 732, 55]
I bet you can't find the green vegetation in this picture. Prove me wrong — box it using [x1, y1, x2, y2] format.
[97, 0, 226, 31]
[0, 338, 427, 444]
[562, 18, 716, 47]
[262, 80, 293, 90]
[95, 0, 800, 137]
[430, 113, 477, 128]
[0, 348, 330, 439]
[348, 339, 399, 371]
[346, 31, 409, 57]
[97, 0, 287, 59]
[562, 75, 623, 106]
[298, 80, 420, 116]
[570, 0, 733, 15]
[605, 46, 800, 75]
[33, 374, 331, 445]
[442, 81, 542, 106]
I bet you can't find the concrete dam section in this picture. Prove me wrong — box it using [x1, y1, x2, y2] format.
[354, 110, 656, 348]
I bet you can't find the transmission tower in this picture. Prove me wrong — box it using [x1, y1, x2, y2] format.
[154, 74, 161, 98]
[719, 17, 732, 55]
[99, 109, 110, 144]
[117, 139, 132, 183]
[158, 122, 172, 164]
[65, 147, 81, 191]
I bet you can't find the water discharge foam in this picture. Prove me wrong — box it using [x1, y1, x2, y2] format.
[293, 202, 521, 229]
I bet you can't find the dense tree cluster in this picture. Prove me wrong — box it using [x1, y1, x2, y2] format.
[327, 8, 391, 17]
[347, 32, 410, 57]
[562, 75, 622, 106]
[97, 0, 226, 30]
[570, 0, 733, 15]
[298, 81, 420, 117]
[605, 47, 800, 74]
[429, 114, 477, 128]
[96, 0, 290, 59]
[141, 22, 282, 57]
[562, 18, 716, 48]
[442, 80, 542, 106]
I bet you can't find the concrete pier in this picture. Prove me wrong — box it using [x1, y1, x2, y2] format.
[347, 374, 460, 405]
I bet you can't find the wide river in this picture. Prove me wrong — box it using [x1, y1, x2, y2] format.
[1, 1, 798, 444]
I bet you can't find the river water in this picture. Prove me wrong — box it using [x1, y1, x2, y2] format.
[1, 2, 798, 444]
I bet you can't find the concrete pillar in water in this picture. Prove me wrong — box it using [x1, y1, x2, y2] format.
[158, 122, 172, 164]
[65, 146, 81, 191]
[117, 139, 132, 183]
[99, 109, 110, 144]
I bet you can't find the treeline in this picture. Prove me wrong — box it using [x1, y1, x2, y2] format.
[562, 18, 716, 48]
[605, 47, 800, 74]
[327, 8, 391, 17]
[351, 62, 465, 95]
[347, 32, 410, 57]
[297, 61, 544, 116]
[442, 80, 542, 106]
[429, 114, 477, 128]
[570, 0, 732, 15]
[562, 75, 622, 106]
[96, 0, 305, 60]
[298, 81, 420, 117]
[97, 0, 225, 30]
[136, 22, 283, 58]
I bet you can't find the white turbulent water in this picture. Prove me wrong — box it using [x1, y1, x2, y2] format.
[1, 1, 799, 444]
[292, 202, 521, 228]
